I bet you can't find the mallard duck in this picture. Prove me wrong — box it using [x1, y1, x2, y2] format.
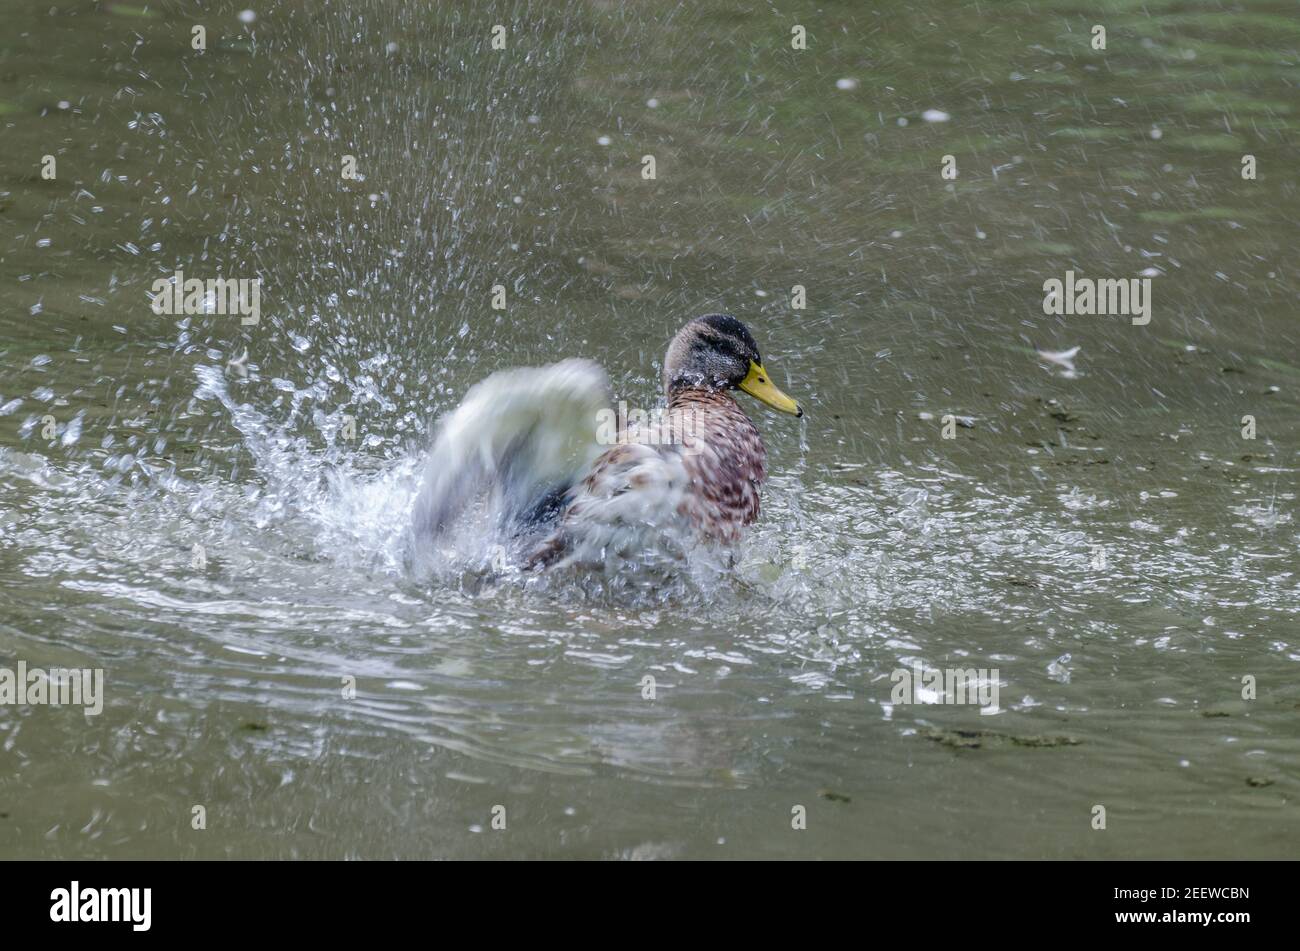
[409, 314, 802, 573]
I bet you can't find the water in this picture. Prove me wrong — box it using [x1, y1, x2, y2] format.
[1, 0, 1296, 858]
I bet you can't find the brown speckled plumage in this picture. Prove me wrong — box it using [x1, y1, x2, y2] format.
[670, 389, 765, 542]
[525, 391, 766, 569]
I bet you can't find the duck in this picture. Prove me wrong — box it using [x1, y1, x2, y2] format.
[409, 314, 803, 573]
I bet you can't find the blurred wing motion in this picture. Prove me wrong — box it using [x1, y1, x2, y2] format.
[409, 359, 611, 559]
[523, 439, 693, 572]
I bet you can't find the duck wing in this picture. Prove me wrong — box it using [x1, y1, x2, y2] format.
[410, 358, 611, 550]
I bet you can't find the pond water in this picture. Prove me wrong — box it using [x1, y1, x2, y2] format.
[0, 0, 1296, 858]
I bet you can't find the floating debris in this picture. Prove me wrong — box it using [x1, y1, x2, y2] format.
[921, 727, 1082, 750]
[1036, 345, 1080, 378]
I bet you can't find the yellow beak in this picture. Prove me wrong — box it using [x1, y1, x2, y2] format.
[738, 361, 803, 417]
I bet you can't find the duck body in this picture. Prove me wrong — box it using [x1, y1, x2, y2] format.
[526, 388, 767, 569]
[666, 388, 768, 541]
[409, 314, 800, 576]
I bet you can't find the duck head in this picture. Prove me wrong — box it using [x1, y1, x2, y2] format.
[663, 313, 803, 417]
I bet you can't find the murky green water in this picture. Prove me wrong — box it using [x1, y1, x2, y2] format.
[1, 0, 1296, 858]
